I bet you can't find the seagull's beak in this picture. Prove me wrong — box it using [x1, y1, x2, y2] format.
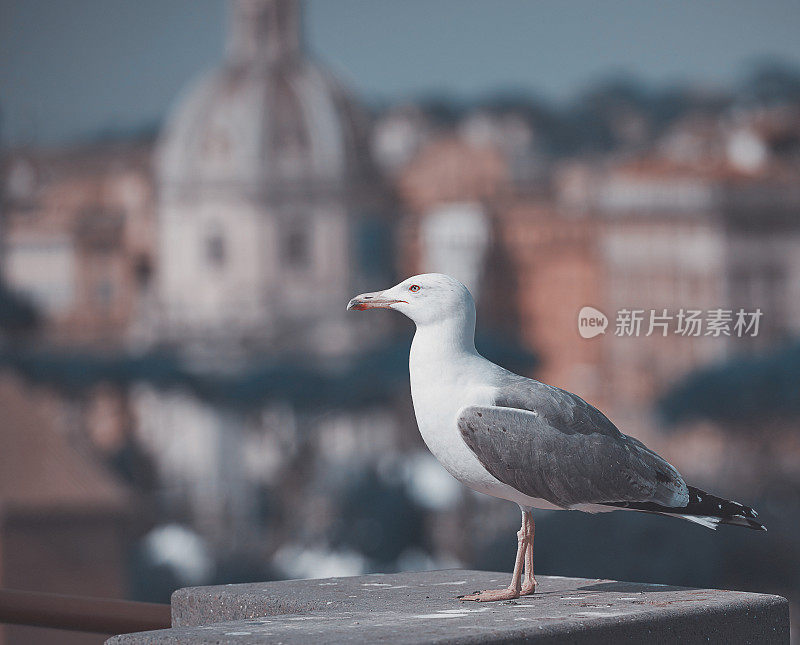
[347, 290, 406, 311]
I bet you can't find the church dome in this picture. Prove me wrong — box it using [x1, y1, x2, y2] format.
[157, 0, 373, 197]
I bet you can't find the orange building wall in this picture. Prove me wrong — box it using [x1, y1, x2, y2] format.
[499, 203, 607, 407]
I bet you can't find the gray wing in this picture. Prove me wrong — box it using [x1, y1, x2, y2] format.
[457, 377, 688, 509]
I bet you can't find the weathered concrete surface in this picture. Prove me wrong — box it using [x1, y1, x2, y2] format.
[107, 569, 789, 644]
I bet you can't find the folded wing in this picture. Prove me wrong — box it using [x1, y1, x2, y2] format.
[456, 378, 688, 509]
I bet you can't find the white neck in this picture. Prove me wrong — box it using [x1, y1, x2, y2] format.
[409, 311, 479, 377]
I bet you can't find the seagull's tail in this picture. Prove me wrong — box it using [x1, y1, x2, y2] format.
[602, 486, 766, 531]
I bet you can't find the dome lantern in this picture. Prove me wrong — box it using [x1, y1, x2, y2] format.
[226, 0, 301, 67]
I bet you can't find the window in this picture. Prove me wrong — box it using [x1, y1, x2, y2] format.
[4, 238, 75, 313]
[284, 222, 310, 268]
[95, 279, 114, 308]
[206, 225, 226, 267]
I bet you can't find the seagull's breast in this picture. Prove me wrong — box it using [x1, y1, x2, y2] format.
[407, 326, 562, 509]
[409, 355, 541, 506]
[410, 372, 497, 490]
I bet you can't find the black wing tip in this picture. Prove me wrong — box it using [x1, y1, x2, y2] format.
[722, 516, 767, 531]
[603, 486, 767, 531]
[687, 486, 765, 529]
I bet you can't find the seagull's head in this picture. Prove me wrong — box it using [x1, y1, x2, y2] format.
[347, 273, 475, 326]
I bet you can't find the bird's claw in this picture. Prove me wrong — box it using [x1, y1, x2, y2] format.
[458, 588, 521, 602]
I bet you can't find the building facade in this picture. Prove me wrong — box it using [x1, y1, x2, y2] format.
[1, 143, 155, 348]
[134, 0, 397, 549]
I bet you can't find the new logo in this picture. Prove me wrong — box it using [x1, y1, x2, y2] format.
[578, 306, 608, 339]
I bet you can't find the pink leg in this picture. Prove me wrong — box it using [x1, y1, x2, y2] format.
[520, 510, 536, 595]
[460, 507, 528, 602]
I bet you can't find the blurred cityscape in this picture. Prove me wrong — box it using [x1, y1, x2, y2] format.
[2, 0, 800, 642]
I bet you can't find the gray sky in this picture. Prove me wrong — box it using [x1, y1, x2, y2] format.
[2, 0, 800, 146]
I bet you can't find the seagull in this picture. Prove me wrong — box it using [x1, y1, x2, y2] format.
[348, 273, 765, 602]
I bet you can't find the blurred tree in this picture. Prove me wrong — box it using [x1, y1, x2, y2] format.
[0, 279, 39, 333]
[657, 340, 800, 428]
[740, 61, 800, 105]
[0, 333, 535, 410]
[332, 467, 424, 566]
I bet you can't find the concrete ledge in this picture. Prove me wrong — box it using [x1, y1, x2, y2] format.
[107, 570, 789, 644]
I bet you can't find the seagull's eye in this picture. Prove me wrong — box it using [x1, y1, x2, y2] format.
[409, 284, 421, 292]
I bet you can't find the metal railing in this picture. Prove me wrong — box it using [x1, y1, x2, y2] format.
[0, 588, 171, 635]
